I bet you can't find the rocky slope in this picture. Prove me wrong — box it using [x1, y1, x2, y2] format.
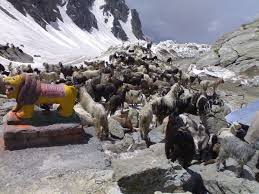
[197, 18, 259, 74]
[0, 0, 144, 65]
[6, 0, 143, 40]
[0, 44, 33, 63]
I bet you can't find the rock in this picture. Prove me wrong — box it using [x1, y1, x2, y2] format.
[219, 46, 239, 67]
[100, 0, 144, 41]
[8, 0, 97, 32]
[111, 19, 128, 41]
[245, 112, 259, 146]
[112, 143, 191, 194]
[196, 50, 220, 67]
[7, 0, 63, 30]
[66, 0, 98, 32]
[0, 137, 113, 194]
[197, 18, 259, 74]
[190, 159, 259, 194]
[103, 134, 134, 155]
[131, 132, 148, 149]
[148, 127, 165, 144]
[111, 115, 133, 133]
[128, 108, 139, 128]
[108, 118, 125, 139]
[0, 43, 33, 63]
[103, 133, 147, 158]
[241, 65, 259, 77]
[0, 100, 16, 111]
[202, 106, 228, 134]
[105, 183, 123, 194]
[2, 111, 86, 150]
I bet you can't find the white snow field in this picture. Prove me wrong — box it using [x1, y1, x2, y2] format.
[0, 0, 138, 68]
[152, 40, 211, 58]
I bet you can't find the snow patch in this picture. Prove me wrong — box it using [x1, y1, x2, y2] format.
[152, 40, 211, 58]
[190, 65, 236, 80]
[119, 11, 138, 42]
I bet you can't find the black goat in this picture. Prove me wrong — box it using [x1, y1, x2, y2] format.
[106, 86, 129, 115]
[165, 112, 195, 168]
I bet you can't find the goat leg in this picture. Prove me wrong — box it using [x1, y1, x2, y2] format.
[236, 161, 244, 178]
[12, 104, 22, 112]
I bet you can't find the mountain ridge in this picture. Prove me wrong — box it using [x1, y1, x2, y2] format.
[0, 0, 144, 65]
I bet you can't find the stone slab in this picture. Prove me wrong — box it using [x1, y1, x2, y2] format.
[2, 111, 86, 150]
[4, 109, 81, 126]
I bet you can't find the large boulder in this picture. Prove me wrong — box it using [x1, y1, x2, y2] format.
[245, 112, 259, 146]
[190, 159, 259, 194]
[112, 143, 192, 194]
[103, 133, 147, 159]
[202, 105, 228, 134]
[219, 46, 239, 67]
[196, 51, 220, 67]
[148, 128, 165, 144]
[148, 116, 168, 144]
[108, 118, 125, 139]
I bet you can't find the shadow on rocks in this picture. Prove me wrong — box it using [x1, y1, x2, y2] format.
[183, 169, 209, 194]
[224, 165, 255, 181]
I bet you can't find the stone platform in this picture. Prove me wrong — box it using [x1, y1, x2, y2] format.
[2, 110, 86, 150]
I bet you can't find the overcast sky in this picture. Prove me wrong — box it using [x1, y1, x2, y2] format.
[126, 0, 259, 43]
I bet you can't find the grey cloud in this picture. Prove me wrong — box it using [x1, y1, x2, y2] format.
[126, 0, 259, 43]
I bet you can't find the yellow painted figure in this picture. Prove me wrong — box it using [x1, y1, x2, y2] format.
[3, 74, 77, 119]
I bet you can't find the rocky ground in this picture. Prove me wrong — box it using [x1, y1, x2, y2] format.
[0, 80, 259, 194]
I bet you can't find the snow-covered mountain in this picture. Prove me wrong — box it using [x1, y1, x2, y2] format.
[0, 0, 144, 66]
[152, 40, 211, 59]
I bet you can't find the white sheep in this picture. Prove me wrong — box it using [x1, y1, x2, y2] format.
[40, 71, 60, 84]
[80, 87, 109, 139]
[139, 100, 153, 140]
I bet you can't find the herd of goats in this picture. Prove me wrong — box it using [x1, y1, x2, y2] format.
[0, 45, 257, 178]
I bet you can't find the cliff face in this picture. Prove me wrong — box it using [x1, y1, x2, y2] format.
[66, 0, 97, 32]
[101, 0, 130, 41]
[6, 0, 144, 41]
[131, 9, 144, 40]
[6, 0, 64, 30]
[197, 18, 259, 73]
